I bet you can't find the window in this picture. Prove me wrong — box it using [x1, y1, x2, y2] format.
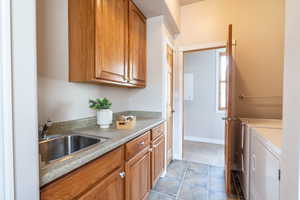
[216, 49, 227, 111]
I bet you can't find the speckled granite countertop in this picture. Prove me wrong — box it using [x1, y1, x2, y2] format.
[40, 111, 165, 187]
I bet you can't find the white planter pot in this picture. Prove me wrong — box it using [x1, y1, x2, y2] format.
[97, 109, 113, 128]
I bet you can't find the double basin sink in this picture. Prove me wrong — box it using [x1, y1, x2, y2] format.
[39, 134, 109, 164]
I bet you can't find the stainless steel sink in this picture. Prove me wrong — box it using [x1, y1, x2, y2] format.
[39, 134, 108, 164]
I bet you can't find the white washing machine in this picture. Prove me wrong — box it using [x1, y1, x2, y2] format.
[238, 118, 282, 200]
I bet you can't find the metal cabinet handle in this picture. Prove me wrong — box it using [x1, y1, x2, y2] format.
[119, 172, 125, 179]
[241, 154, 245, 173]
[252, 154, 256, 171]
[153, 144, 158, 148]
[222, 117, 238, 121]
[241, 123, 245, 150]
[139, 141, 145, 146]
[149, 148, 153, 152]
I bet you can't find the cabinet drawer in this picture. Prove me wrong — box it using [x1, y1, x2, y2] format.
[126, 131, 150, 160]
[151, 123, 164, 140]
[41, 146, 124, 200]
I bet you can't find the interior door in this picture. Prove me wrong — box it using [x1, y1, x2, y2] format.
[166, 45, 174, 165]
[224, 24, 234, 195]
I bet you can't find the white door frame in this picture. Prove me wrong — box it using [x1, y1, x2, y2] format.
[0, 0, 15, 199]
[173, 42, 227, 160]
[10, 0, 40, 199]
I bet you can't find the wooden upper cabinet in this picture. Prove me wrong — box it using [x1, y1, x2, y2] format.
[94, 0, 128, 84]
[69, 0, 146, 87]
[128, 1, 147, 87]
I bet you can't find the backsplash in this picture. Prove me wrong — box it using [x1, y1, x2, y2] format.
[47, 111, 162, 134]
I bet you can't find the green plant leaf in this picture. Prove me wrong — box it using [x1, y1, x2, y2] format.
[89, 98, 112, 110]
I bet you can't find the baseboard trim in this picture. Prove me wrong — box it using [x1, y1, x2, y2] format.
[184, 136, 225, 145]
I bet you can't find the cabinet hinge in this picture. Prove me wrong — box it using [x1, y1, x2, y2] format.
[278, 169, 281, 181]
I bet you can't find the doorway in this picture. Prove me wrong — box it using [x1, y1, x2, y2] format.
[183, 47, 227, 167]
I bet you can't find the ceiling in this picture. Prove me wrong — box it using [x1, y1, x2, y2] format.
[180, 0, 204, 6]
[132, 0, 180, 34]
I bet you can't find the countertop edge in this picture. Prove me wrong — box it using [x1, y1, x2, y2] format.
[40, 119, 166, 187]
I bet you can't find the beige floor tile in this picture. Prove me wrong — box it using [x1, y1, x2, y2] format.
[183, 140, 225, 167]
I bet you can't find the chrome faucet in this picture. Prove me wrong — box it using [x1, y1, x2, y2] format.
[39, 120, 53, 140]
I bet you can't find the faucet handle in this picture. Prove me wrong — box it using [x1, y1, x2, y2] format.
[45, 120, 53, 127]
[39, 120, 53, 140]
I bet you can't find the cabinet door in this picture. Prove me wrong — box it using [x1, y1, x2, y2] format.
[151, 135, 165, 187]
[95, 0, 128, 84]
[128, 1, 146, 87]
[125, 148, 151, 200]
[79, 167, 125, 200]
[41, 147, 124, 200]
[250, 135, 280, 200]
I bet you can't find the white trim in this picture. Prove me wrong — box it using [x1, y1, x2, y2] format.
[184, 136, 225, 145]
[173, 49, 184, 160]
[215, 48, 227, 112]
[0, 0, 15, 199]
[11, 0, 39, 198]
[173, 42, 228, 161]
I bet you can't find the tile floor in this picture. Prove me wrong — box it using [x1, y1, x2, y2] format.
[183, 141, 225, 167]
[148, 160, 236, 200]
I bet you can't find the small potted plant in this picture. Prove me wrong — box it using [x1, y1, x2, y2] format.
[89, 98, 113, 128]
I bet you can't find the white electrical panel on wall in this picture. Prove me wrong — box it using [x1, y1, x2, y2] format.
[184, 73, 194, 101]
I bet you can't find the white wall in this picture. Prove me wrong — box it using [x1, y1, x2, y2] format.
[133, 0, 181, 34]
[11, 0, 39, 199]
[0, 1, 15, 199]
[37, 0, 132, 124]
[37, 1, 176, 124]
[0, 1, 5, 197]
[0, 23, 4, 199]
[281, 0, 300, 199]
[128, 17, 164, 114]
[176, 0, 284, 119]
[128, 16, 173, 120]
[183, 50, 225, 143]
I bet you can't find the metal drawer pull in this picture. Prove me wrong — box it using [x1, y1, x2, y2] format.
[149, 148, 153, 152]
[222, 117, 238, 121]
[139, 141, 145, 146]
[119, 172, 126, 178]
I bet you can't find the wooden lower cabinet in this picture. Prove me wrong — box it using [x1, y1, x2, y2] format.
[79, 167, 125, 200]
[40, 147, 125, 200]
[41, 124, 166, 200]
[151, 135, 165, 187]
[125, 147, 151, 200]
